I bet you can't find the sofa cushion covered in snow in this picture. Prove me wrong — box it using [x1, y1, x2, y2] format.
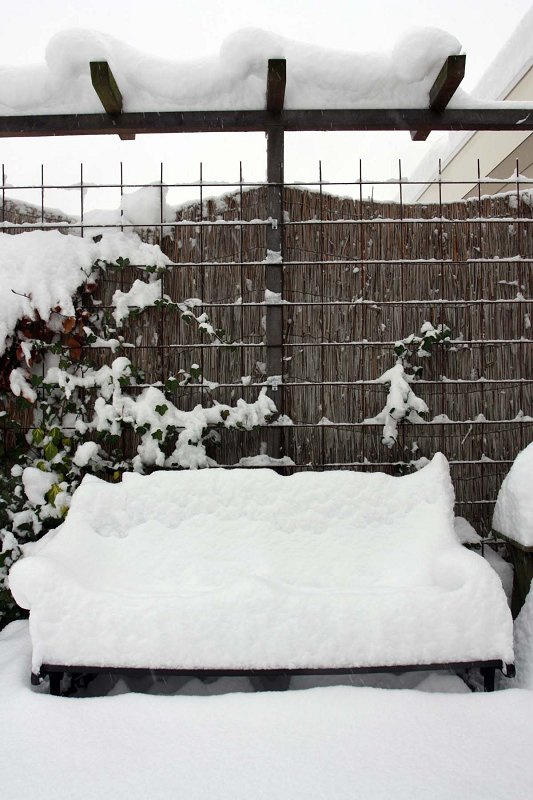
[9, 453, 513, 674]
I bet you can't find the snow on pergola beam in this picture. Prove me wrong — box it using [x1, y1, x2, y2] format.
[411, 54, 467, 141]
[1, 53, 532, 139]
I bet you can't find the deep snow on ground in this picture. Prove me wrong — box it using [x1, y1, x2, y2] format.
[1, 620, 532, 800]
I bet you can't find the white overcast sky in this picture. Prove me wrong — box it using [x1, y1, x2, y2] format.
[1, 0, 532, 214]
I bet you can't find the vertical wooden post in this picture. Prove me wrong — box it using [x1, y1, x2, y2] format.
[265, 60, 286, 459]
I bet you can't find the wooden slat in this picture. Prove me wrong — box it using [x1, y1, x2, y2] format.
[412, 54, 466, 141]
[2, 106, 533, 138]
[90, 61, 135, 141]
[266, 59, 286, 113]
[90, 61, 122, 114]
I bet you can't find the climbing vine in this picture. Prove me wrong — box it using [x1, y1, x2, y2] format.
[0, 243, 277, 627]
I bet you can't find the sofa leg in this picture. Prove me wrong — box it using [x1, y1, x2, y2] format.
[480, 666, 495, 692]
[250, 671, 291, 692]
[49, 671, 63, 696]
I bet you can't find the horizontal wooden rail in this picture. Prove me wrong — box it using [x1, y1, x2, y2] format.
[1, 108, 533, 138]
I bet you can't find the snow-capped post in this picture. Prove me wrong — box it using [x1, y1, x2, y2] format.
[89, 61, 135, 141]
[265, 58, 286, 459]
[411, 54, 466, 141]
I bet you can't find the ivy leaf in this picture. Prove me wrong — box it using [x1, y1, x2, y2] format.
[50, 427, 63, 447]
[155, 404, 168, 416]
[394, 343, 408, 358]
[151, 429, 163, 441]
[31, 427, 45, 446]
[45, 484, 62, 505]
[44, 442, 58, 461]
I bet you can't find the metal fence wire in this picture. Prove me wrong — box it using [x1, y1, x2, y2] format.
[1, 160, 533, 536]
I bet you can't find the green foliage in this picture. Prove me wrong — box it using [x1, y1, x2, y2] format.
[393, 322, 452, 378]
[0, 253, 276, 630]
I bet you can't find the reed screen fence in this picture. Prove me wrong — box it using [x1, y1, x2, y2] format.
[2, 165, 532, 535]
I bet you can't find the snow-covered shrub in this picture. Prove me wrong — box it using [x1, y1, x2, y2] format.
[366, 362, 429, 448]
[0, 231, 278, 628]
[366, 321, 451, 450]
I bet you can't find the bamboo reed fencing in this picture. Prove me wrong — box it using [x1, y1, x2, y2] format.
[2, 181, 532, 535]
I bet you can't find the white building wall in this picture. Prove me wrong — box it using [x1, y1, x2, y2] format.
[415, 68, 533, 204]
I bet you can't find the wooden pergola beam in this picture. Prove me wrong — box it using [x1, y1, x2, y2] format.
[89, 61, 135, 141]
[90, 62, 122, 114]
[411, 54, 466, 141]
[1, 107, 532, 138]
[266, 59, 286, 113]
[429, 54, 466, 110]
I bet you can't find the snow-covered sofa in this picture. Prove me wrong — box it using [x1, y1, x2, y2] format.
[9, 453, 514, 694]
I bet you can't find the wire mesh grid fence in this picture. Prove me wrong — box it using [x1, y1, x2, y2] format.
[1, 159, 533, 535]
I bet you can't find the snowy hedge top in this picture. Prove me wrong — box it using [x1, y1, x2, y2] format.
[0, 27, 467, 115]
[493, 442, 533, 547]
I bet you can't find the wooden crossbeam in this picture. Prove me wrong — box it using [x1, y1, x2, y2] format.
[429, 54, 466, 110]
[89, 61, 135, 141]
[266, 59, 286, 113]
[411, 54, 466, 141]
[90, 62, 122, 114]
[1, 107, 532, 138]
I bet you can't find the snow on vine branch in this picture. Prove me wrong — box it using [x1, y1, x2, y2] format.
[365, 320, 452, 450]
[393, 322, 452, 376]
[44, 357, 277, 471]
[0, 229, 170, 357]
[365, 362, 428, 448]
